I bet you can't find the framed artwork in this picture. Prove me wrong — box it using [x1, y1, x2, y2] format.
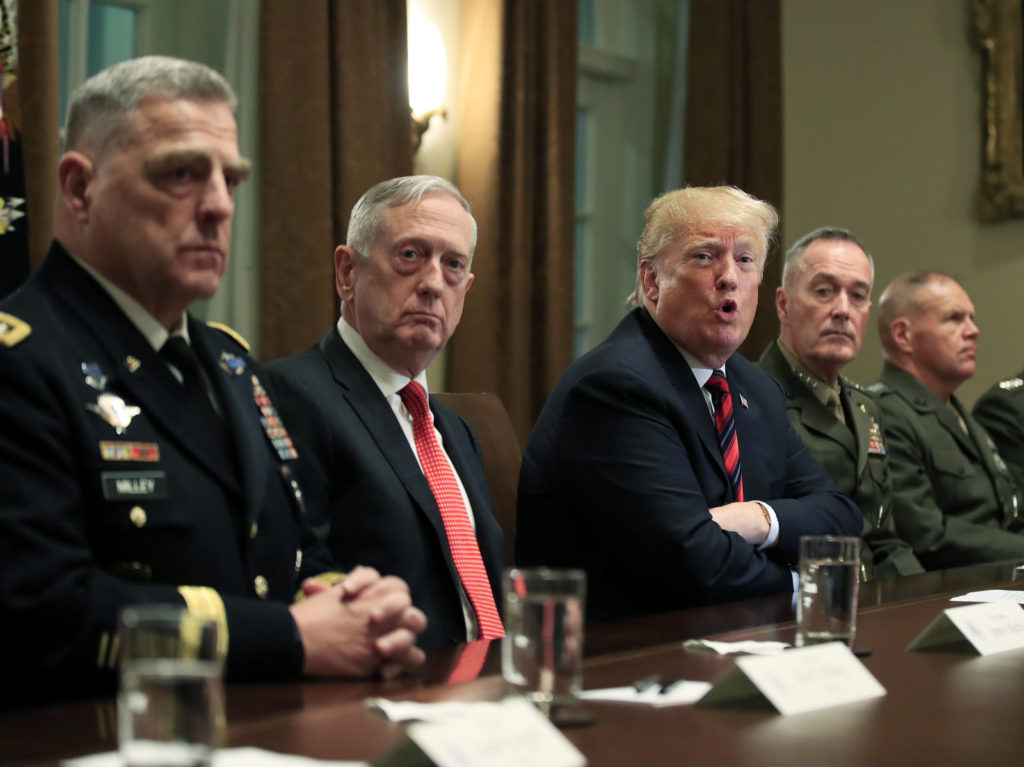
[974, 0, 1024, 219]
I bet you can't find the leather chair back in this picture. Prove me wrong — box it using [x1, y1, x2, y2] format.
[433, 392, 521, 566]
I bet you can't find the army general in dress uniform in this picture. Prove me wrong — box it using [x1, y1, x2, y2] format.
[759, 228, 923, 579]
[0, 57, 425, 705]
[871, 272, 1024, 569]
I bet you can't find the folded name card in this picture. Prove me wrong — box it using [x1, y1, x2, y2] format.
[403, 697, 586, 767]
[908, 601, 1024, 655]
[696, 641, 886, 716]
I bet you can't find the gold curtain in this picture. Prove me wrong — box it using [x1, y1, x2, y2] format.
[258, 0, 412, 362]
[685, 0, 783, 361]
[450, 0, 577, 445]
[16, 0, 59, 272]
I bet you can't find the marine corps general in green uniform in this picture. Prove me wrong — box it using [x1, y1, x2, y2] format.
[974, 371, 1024, 493]
[872, 272, 1024, 569]
[759, 228, 922, 579]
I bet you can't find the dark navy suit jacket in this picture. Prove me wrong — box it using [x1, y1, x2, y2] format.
[266, 329, 504, 648]
[517, 308, 860, 620]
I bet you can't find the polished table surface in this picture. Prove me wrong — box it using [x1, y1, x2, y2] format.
[4, 561, 1024, 766]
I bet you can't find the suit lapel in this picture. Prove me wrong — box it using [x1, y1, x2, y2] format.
[935, 398, 980, 460]
[636, 311, 729, 488]
[319, 331, 446, 537]
[190, 320, 261, 517]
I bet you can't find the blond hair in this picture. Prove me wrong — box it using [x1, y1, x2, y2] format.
[626, 186, 778, 308]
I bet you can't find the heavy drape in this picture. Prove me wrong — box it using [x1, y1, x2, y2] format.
[685, 0, 783, 361]
[258, 0, 412, 362]
[450, 0, 577, 445]
[15, 0, 58, 273]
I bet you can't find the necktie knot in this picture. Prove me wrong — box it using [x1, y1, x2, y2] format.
[160, 336, 202, 384]
[705, 370, 730, 403]
[399, 381, 429, 421]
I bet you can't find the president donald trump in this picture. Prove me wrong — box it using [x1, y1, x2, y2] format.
[517, 186, 860, 620]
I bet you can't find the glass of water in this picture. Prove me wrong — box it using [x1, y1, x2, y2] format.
[796, 535, 861, 648]
[501, 567, 586, 719]
[117, 604, 224, 767]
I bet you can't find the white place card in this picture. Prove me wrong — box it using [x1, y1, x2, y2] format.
[683, 638, 791, 656]
[696, 641, 886, 716]
[405, 697, 585, 767]
[578, 681, 712, 706]
[908, 601, 1024, 655]
[950, 589, 1024, 604]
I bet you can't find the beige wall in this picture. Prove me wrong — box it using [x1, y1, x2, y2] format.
[782, 0, 1024, 405]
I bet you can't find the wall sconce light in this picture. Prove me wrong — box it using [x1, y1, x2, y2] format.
[408, 8, 447, 152]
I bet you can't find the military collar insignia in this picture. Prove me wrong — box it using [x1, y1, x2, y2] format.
[82, 362, 107, 391]
[0, 311, 31, 347]
[219, 351, 247, 376]
[998, 377, 1023, 391]
[251, 374, 299, 460]
[792, 369, 819, 390]
[87, 392, 141, 434]
[841, 376, 865, 392]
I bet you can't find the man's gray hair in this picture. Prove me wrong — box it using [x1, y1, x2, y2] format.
[64, 55, 236, 154]
[346, 175, 478, 260]
[782, 226, 874, 291]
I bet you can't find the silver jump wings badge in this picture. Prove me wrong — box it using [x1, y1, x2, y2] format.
[87, 392, 141, 434]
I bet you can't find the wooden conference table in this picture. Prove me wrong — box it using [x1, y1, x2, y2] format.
[4, 560, 1023, 766]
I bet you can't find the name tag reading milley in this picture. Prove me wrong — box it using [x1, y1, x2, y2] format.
[101, 471, 168, 501]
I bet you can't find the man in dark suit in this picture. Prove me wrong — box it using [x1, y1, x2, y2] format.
[872, 272, 1024, 567]
[758, 228, 923, 579]
[266, 176, 504, 648]
[517, 186, 861, 621]
[0, 57, 425, 704]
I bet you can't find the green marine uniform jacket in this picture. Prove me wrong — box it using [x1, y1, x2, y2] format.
[871, 361, 1024, 569]
[758, 342, 923, 579]
[973, 371, 1024, 493]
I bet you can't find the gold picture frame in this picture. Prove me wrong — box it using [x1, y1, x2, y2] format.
[974, 0, 1024, 219]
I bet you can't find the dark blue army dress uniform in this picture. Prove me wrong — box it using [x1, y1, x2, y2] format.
[0, 244, 336, 703]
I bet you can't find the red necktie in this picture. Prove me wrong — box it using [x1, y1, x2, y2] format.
[705, 371, 744, 502]
[399, 382, 504, 639]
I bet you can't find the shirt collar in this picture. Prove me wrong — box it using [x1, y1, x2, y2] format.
[68, 252, 188, 351]
[336, 316, 429, 399]
[672, 344, 725, 388]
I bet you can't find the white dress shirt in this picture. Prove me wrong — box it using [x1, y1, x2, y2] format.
[336, 317, 480, 639]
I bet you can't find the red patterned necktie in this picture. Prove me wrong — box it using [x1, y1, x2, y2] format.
[704, 371, 744, 502]
[399, 381, 504, 639]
